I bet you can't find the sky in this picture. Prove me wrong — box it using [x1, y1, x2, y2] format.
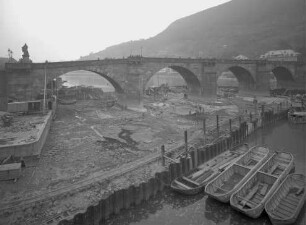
[0, 0, 230, 62]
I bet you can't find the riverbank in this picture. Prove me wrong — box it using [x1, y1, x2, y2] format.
[99, 120, 306, 225]
[0, 93, 290, 225]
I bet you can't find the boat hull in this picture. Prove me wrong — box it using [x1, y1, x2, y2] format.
[265, 174, 306, 225]
[230, 151, 295, 219]
[205, 146, 270, 203]
[170, 144, 250, 195]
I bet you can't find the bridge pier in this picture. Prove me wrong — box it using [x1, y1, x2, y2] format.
[200, 63, 217, 96]
[255, 67, 272, 93]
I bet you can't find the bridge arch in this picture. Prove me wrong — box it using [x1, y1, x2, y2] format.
[53, 69, 124, 94]
[225, 66, 255, 91]
[271, 66, 294, 84]
[144, 65, 201, 94]
[87, 70, 124, 93]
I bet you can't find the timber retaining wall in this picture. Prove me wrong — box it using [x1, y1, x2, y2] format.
[57, 109, 288, 225]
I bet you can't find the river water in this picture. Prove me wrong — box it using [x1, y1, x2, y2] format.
[103, 120, 306, 225]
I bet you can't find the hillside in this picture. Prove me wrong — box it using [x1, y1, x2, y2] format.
[80, 0, 306, 60]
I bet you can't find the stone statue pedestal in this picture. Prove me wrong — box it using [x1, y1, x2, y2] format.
[19, 57, 32, 63]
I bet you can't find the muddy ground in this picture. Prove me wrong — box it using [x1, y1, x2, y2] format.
[0, 92, 289, 225]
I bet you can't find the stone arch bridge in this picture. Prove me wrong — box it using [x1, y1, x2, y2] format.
[3, 57, 306, 107]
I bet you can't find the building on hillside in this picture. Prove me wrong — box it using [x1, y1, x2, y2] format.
[259, 49, 301, 61]
[233, 55, 248, 60]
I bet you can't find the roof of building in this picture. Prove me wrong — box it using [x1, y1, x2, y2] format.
[234, 54, 248, 60]
[260, 49, 301, 58]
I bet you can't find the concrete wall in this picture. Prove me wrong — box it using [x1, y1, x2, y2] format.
[0, 111, 52, 158]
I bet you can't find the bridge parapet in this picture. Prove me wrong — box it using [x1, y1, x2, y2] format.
[5, 63, 32, 71]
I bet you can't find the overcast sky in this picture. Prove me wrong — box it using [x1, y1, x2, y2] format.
[0, 0, 230, 62]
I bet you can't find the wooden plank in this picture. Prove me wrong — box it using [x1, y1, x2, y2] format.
[286, 195, 300, 204]
[272, 210, 287, 219]
[278, 202, 295, 212]
[182, 176, 200, 186]
[190, 169, 213, 181]
[240, 184, 259, 207]
[195, 170, 215, 183]
[211, 184, 229, 193]
[174, 180, 192, 190]
[268, 164, 279, 174]
[296, 187, 304, 195]
[282, 197, 298, 208]
[252, 193, 263, 204]
[275, 206, 292, 218]
[260, 183, 269, 195]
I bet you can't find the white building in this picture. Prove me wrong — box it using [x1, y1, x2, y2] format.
[260, 49, 301, 61]
[234, 55, 248, 60]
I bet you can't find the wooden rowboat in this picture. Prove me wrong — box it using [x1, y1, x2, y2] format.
[230, 151, 295, 219]
[58, 98, 77, 105]
[265, 174, 305, 225]
[170, 144, 249, 195]
[205, 146, 270, 203]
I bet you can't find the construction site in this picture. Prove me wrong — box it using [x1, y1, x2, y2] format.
[0, 75, 291, 225]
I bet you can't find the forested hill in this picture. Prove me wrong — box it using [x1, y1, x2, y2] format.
[80, 0, 306, 60]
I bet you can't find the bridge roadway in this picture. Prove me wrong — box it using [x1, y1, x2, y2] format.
[4, 57, 291, 69]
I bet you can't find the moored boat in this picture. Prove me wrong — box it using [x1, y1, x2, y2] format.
[288, 107, 306, 124]
[230, 151, 295, 218]
[204, 146, 270, 203]
[265, 174, 305, 225]
[58, 98, 77, 105]
[170, 144, 249, 195]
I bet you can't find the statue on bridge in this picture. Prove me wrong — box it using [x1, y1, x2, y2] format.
[22, 44, 29, 58]
[20, 43, 32, 63]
